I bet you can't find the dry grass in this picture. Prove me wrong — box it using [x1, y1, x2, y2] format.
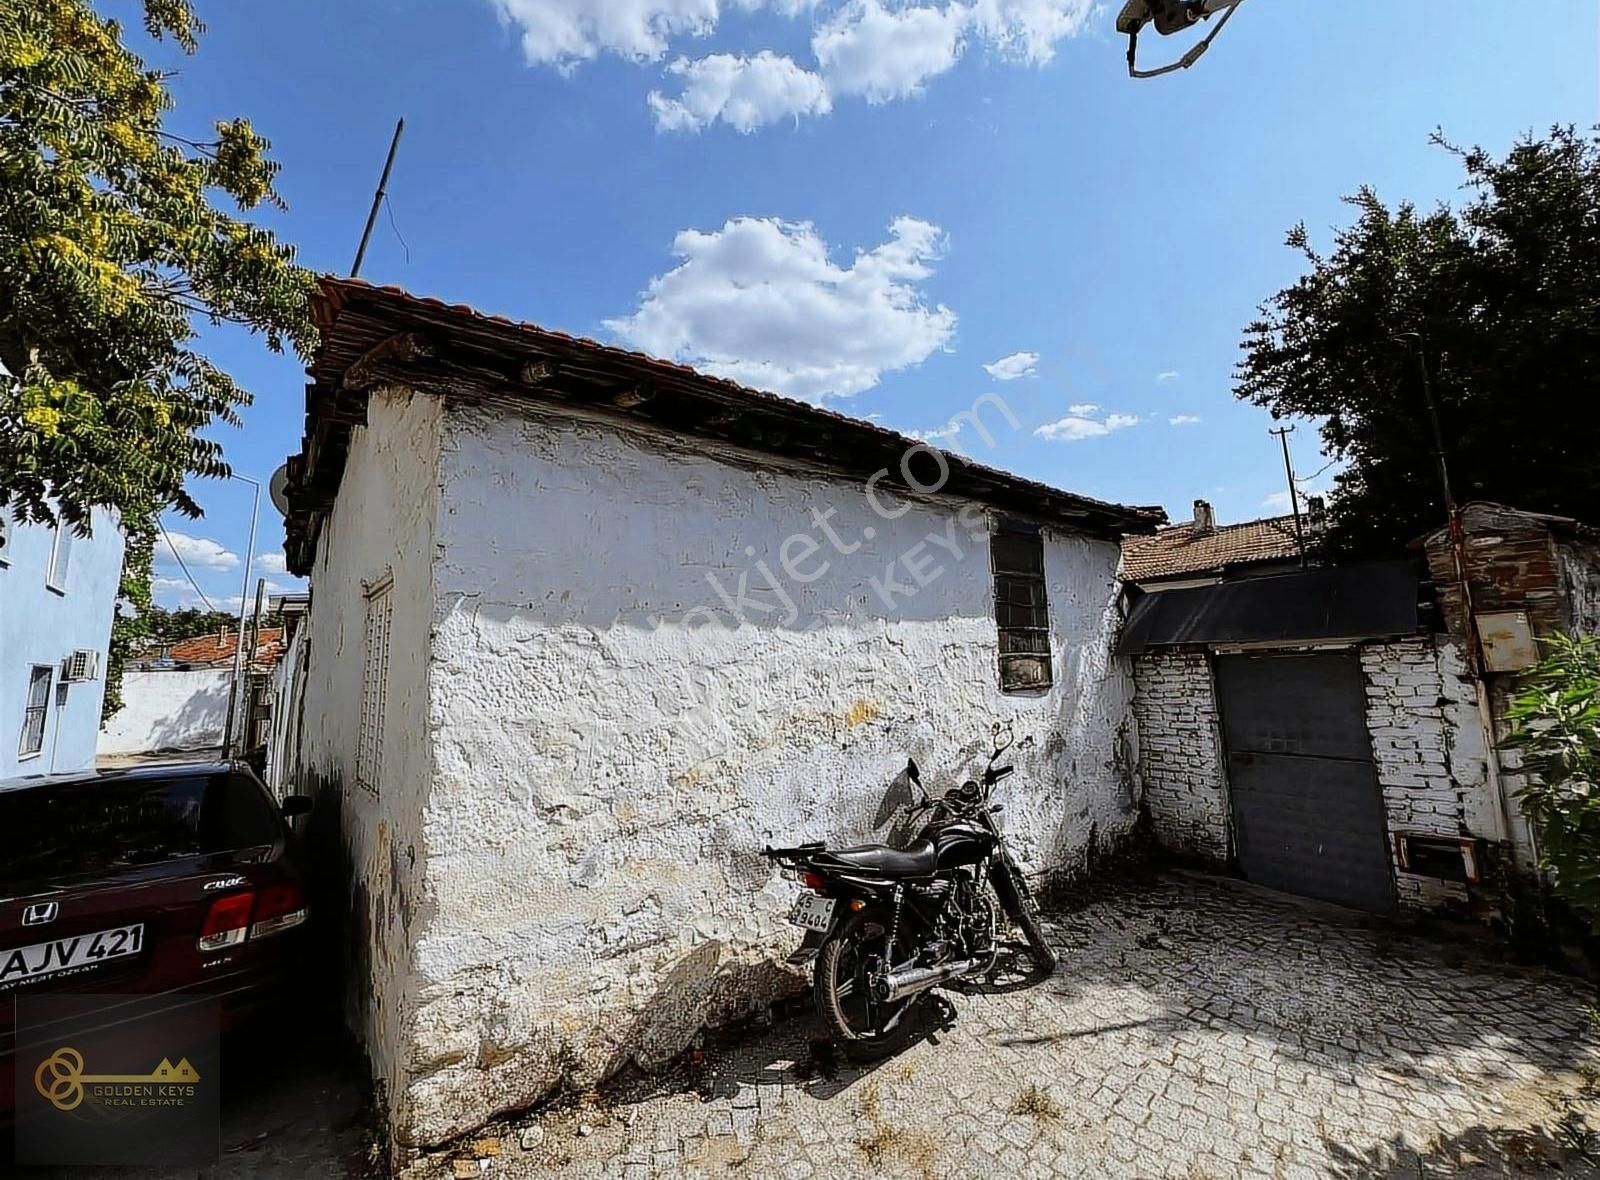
[1011, 1083, 1063, 1121]
[857, 1124, 939, 1177]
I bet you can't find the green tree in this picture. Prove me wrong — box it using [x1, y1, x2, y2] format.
[1505, 634, 1600, 920]
[1236, 127, 1600, 558]
[3, 0, 315, 719]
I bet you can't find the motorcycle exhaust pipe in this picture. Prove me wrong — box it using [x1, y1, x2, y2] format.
[874, 957, 981, 1003]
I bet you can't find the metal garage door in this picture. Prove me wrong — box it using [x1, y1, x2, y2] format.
[1214, 652, 1395, 914]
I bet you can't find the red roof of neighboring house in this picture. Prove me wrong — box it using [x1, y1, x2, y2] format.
[1121, 515, 1304, 582]
[167, 628, 286, 670]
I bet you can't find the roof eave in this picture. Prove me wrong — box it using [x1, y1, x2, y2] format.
[282, 278, 1166, 575]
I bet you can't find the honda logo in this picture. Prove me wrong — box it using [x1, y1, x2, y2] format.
[22, 901, 58, 926]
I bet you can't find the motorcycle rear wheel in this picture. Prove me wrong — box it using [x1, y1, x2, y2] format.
[814, 907, 924, 1060]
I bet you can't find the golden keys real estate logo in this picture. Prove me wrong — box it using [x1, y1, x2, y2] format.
[35, 1046, 201, 1111]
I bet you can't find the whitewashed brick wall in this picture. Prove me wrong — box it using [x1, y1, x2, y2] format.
[1360, 637, 1493, 908]
[1132, 652, 1229, 861]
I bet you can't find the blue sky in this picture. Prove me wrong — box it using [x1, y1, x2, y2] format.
[127, 0, 1597, 609]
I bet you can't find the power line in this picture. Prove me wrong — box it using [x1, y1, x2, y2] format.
[157, 519, 219, 613]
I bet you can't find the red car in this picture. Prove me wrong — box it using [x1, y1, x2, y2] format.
[0, 761, 312, 1115]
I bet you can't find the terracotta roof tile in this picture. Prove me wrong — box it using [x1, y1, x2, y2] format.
[167, 628, 286, 669]
[1121, 516, 1305, 581]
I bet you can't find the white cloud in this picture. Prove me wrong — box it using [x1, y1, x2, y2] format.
[1168, 414, 1201, 426]
[1156, 369, 1180, 382]
[1034, 410, 1139, 442]
[983, 350, 1039, 381]
[606, 215, 956, 400]
[493, 1, 1095, 130]
[1260, 490, 1293, 512]
[255, 551, 289, 576]
[971, 0, 1095, 64]
[489, 0, 725, 69]
[156, 530, 238, 571]
[1067, 402, 1099, 415]
[813, 1, 969, 103]
[649, 51, 831, 132]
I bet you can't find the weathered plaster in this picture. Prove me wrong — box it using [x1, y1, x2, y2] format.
[293, 387, 443, 1121]
[1558, 539, 1600, 637]
[1359, 638, 1496, 908]
[1131, 652, 1228, 861]
[386, 399, 1140, 1146]
[97, 668, 230, 755]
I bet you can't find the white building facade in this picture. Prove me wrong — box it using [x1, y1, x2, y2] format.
[277, 278, 1164, 1153]
[0, 506, 123, 778]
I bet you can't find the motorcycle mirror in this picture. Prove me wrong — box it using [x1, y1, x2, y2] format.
[906, 758, 921, 784]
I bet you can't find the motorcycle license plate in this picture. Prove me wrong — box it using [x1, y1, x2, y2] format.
[788, 894, 836, 932]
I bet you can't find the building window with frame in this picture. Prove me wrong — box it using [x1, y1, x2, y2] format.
[356, 577, 393, 793]
[990, 521, 1053, 692]
[46, 521, 72, 590]
[19, 665, 52, 758]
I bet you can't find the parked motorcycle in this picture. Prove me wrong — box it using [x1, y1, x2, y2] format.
[764, 725, 1059, 1058]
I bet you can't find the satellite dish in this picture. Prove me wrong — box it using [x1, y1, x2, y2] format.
[269, 463, 291, 517]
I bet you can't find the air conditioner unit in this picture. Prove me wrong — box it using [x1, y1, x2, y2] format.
[63, 649, 99, 682]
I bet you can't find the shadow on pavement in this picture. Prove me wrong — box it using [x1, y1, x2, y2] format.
[1321, 1118, 1600, 1178]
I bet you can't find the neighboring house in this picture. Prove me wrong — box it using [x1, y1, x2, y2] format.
[274, 277, 1165, 1153]
[1119, 499, 1600, 919]
[99, 625, 288, 759]
[1120, 498, 1309, 590]
[0, 505, 123, 778]
[263, 594, 310, 798]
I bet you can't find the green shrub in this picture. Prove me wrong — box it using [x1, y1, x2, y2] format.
[1505, 633, 1600, 918]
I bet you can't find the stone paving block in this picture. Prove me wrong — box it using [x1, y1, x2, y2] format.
[402, 875, 1600, 1180]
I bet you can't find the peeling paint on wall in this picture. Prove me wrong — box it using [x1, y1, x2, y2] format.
[306, 397, 1142, 1150]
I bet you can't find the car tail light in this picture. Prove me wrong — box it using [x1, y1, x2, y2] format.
[198, 892, 254, 952]
[250, 883, 308, 939]
[801, 870, 826, 893]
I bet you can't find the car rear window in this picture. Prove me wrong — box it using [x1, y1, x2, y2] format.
[0, 772, 281, 892]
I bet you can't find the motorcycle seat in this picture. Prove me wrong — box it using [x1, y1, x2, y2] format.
[814, 837, 938, 877]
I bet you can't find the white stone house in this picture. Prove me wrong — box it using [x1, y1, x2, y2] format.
[276, 278, 1165, 1151]
[1119, 501, 1599, 917]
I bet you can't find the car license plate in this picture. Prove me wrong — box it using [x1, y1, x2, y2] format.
[0, 924, 145, 990]
[788, 894, 836, 932]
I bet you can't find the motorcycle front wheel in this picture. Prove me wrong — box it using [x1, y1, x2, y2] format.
[988, 859, 1060, 974]
[814, 907, 923, 1060]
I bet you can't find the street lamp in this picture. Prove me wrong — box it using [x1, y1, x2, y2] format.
[221, 472, 260, 759]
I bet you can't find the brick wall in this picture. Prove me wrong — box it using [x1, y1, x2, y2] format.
[1359, 637, 1497, 908]
[1132, 652, 1229, 862]
[1423, 504, 1569, 638]
[1132, 638, 1503, 910]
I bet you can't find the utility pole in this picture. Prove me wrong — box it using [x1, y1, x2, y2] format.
[222, 473, 260, 760]
[351, 118, 405, 278]
[1393, 331, 1514, 847]
[1269, 425, 1307, 565]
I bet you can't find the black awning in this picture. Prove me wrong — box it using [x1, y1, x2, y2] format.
[1117, 561, 1422, 656]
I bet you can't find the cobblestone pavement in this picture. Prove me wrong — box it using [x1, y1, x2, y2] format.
[409, 874, 1600, 1180]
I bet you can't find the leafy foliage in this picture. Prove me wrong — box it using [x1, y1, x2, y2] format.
[1505, 634, 1600, 919]
[101, 520, 152, 721]
[0, 0, 315, 533]
[1236, 127, 1600, 558]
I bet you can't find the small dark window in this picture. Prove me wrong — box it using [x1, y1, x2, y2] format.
[19, 665, 51, 757]
[991, 522, 1052, 692]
